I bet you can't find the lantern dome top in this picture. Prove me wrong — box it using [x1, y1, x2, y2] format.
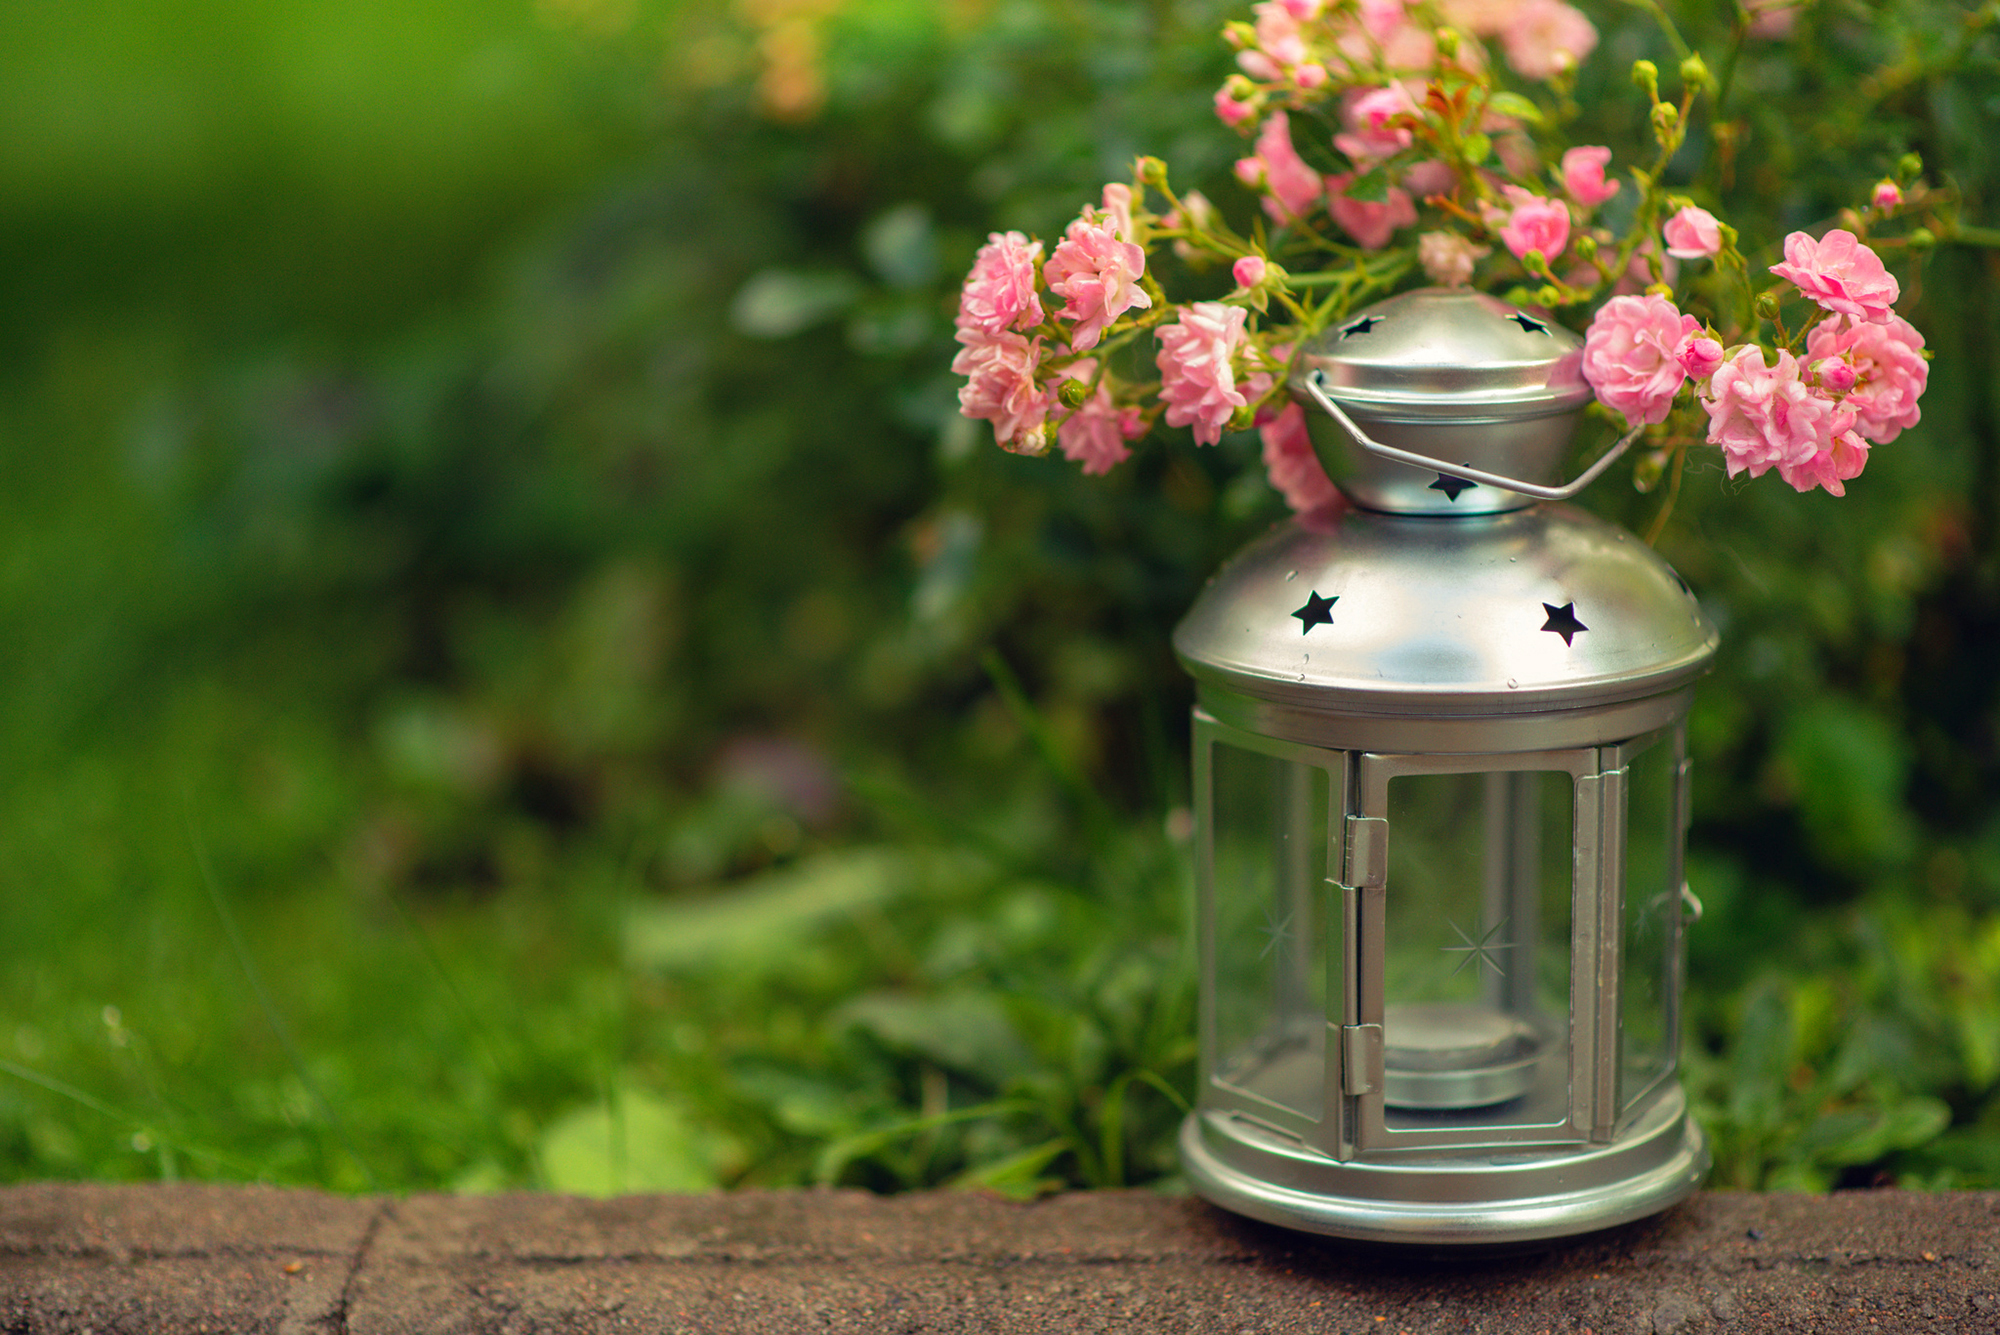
[1174, 501, 1716, 718]
[1293, 287, 1590, 423]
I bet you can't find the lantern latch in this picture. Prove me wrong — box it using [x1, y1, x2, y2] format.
[1339, 1023, 1384, 1096]
[1343, 816, 1388, 889]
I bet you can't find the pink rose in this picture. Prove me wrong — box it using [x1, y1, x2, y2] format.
[1233, 255, 1269, 288]
[1582, 294, 1697, 427]
[957, 231, 1045, 337]
[1236, 112, 1327, 225]
[1490, 187, 1570, 263]
[1327, 174, 1417, 250]
[1295, 62, 1329, 89]
[1100, 183, 1136, 243]
[1214, 88, 1253, 126]
[1744, 0, 1798, 39]
[1676, 333, 1725, 382]
[953, 330, 1050, 449]
[1252, 0, 1308, 66]
[1662, 206, 1723, 260]
[1418, 231, 1490, 287]
[1500, 0, 1597, 80]
[1437, 0, 1513, 35]
[1043, 212, 1152, 353]
[1156, 302, 1249, 446]
[1873, 181, 1903, 210]
[1055, 361, 1145, 476]
[1805, 314, 1928, 444]
[1561, 147, 1620, 209]
[1335, 86, 1416, 164]
[1769, 228, 1901, 324]
[1261, 402, 1339, 512]
[1775, 429, 1869, 497]
[1401, 159, 1457, 199]
[1702, 345, 1848, 479]
[1237, 51, 1283, 82]
[1358, 0, 1410, 40]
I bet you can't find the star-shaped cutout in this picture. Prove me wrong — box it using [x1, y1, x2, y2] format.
[1292, 590, 1337, 633]
[1342, 315, 1382, 337]
[1442, 918, 1512, 978]
[1541, 601, 1587, 646]
[1429, 473, 1477, 501]
[1507, 312, 1549, 334]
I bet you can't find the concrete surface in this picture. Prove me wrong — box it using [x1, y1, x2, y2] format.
[2, 1184, 1997, 1333]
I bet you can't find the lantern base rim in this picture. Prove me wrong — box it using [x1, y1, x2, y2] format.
[1178, 1090, 1708, 1246]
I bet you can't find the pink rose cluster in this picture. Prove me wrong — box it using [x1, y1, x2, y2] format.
[951, 187, 1154, 466]
[1232, 111, 1419, 251]
[1225, 0, 1597, 104]
[1581, 230, 1924, 497]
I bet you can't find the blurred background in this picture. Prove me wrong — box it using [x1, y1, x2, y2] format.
[2, 0, 1999, 1197]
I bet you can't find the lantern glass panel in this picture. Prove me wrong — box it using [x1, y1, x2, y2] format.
[1618, 735, 1681, 1118]
[1210, 741, 1335, 1122]
[1382, 769, 1572, 1130]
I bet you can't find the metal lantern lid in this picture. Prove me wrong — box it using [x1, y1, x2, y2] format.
[1295, 287, 1590, 419]
[1174, 503, 1717, 719]
[1287, 289, 1630, 516]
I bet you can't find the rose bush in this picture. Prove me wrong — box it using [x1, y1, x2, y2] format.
[952, 0, 1958, 525]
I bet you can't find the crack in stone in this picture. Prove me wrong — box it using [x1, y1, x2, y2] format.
[335, 1200, 393, 1335]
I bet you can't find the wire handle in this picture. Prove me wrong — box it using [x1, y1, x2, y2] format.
[1302, 370, 1644, 502]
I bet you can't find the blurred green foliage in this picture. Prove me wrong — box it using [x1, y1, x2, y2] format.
[2, 0, 2000, 1199]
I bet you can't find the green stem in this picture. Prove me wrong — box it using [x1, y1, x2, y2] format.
[1643, 443, 1687, 547]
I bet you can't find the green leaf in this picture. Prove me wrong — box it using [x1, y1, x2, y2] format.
[1345, 165, 1391, 203]
[538, 1086, 741, 1196]
[1484, 91, 1545, 125]
[945, 1137, 1070, 1199]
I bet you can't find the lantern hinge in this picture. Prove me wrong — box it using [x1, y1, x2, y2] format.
[1343, 816, 1388, 889]
[1338, 1023, 1383, 1096]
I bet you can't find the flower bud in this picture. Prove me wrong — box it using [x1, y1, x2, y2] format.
[1057, 378, 1091, 408]
[1574, 234, 1597, 260]
[1754, 292, 1780, 321]
[1631, 59, 1659, 95]
[1005, 424, 1051, 457]
[1224, 74, 1256, 101]
[1650, 101, 1679, 139]
[1898, 152, 1924, 179]
[1222, 20, 1254, 49]
[1537, 284, 1563, 308]
[1677, 334, 1725, 381]
[1227, 404, 1256, 432]
[1232, 255, 1269, 288]
[1872, 180, 1903, 210]
[1678, 52, 1710, 90]
[1436, 26, 1461, 58]
[1908, 226, 1937, 251]
[1136, 157, 1170, 189]
[1812, 358, 1856, 394]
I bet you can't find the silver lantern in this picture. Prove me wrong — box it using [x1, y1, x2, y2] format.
[1175, 288, 1716, 1245]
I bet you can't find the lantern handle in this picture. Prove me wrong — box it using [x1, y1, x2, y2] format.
[1302, 371, 1645, 502]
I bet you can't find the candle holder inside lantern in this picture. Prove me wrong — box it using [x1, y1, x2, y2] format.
[1176, 288, 1715, 1245]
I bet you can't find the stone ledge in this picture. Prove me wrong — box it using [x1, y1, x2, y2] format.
[2, 1184, 1997, 1333]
